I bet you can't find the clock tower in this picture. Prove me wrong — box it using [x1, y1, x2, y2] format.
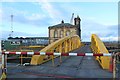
[74, 15, 81, 39]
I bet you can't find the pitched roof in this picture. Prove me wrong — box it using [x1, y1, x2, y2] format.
[49, 23, 75, 28]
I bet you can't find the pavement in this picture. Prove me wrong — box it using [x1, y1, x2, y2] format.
[6, 45, 113, 79]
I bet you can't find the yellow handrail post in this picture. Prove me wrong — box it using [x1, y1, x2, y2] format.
[65, 40, 68, 53]
[69, 39, 71, 51]
[59, 45, 62, 63]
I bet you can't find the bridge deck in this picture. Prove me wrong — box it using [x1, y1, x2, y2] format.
[7, 45, 112, 78]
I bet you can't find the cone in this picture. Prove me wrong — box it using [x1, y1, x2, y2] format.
[109, 57, 113, 72]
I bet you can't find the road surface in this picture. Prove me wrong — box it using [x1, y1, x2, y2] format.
[6, 45, 112, 79]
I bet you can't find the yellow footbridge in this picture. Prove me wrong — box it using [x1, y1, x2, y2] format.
[30, 34, 110, 70]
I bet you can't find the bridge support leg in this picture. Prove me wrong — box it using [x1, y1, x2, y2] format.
[64, 40, 68, 53]
[69, 40, 71, 51]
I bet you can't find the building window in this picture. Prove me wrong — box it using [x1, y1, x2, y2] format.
[36, 39, 39, 44]
[66, 30, 70, 36]
[10, 41, 20, 45]
[54, 30, 58, 38]
[60, 30, 63, 38]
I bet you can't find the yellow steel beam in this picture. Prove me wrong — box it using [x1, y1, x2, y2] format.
[0, 73, 6, 80]
[91, 34, 110, 69]
[29, 46, 45, 48]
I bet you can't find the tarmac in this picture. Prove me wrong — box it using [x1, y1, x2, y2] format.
[5, 45, 113, 79]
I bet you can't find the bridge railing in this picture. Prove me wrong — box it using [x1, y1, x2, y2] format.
[30, 35, 82, 65]
[91, 34, 110, 69]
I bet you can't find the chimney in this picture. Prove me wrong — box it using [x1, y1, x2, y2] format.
[61, 20, 64, 23]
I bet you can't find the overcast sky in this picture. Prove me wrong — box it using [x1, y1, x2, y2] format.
[0, 0, 119, 41]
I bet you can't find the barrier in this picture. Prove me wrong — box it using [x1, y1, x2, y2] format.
[2, 52, 112, 56]
[0, 51, 118, 79]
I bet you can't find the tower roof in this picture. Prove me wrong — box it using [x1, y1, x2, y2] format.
[74, 15, 81, 21]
